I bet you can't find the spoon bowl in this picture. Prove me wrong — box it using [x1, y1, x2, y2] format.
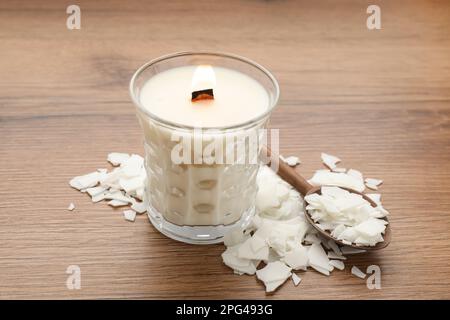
[262, 146, 391, 251]
[304, 186, 391, 251]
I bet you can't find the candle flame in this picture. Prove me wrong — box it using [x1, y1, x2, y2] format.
[191, 65, 216, 92]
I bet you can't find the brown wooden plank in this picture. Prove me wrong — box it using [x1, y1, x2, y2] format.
[0, 0, 449, 299]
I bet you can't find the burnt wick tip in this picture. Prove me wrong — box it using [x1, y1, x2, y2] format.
[191, 88, 214, 102]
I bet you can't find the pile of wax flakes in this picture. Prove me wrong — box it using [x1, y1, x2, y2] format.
[69, 152, 388, 292]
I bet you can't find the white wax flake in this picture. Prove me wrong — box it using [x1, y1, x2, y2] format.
[256, 183, 280, 212]
[321, 153, 341, 170]
[310, 264, 330, 276]
[134, 187, 145, 201]
[104, 191, 132, 204]
[131, 200, 147, 214]
[282, 156, 301, 167]
[308, 170, 365, 192]
[121, 154, 144, 178]
[237, 237, 269, 260]
[329, 260, 345, 270]
[123, 209, 136, 222]
[308, 243, 332, 275]
[365, 178, 383, 187]
[255, 166, 305, 221]
[69, 171, 100, 190]
[223, 228, 249, 247]
[256, 261, 292, 292]
[351, 266, 366, 279]
[327, 252, 346, 260]
[250, 235, 268, 252]
[305, 186, 387, 246]
[304, 234, 321, 244]
[332, 167, 347, 173]
[366, 194, 381, 206]
[86, 186, 107, 197]
[222, 246, 257, 275]
[291, 273, 302, 286]
[365, 178, 383, 190]
[283, 246, 308, 270]
[107, 152, 130, 166]
[91, 192, 107, 203]
[327, 239, 342, 256]
[119, 176, 145, 194]
[347, 169, 364, 182]
[108, 199, 129, 207]
[67, 203, 75, 211]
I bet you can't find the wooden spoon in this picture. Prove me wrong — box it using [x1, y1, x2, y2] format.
[261, 147, 391, 251]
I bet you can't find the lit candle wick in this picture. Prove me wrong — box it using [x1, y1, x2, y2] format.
[191, 65, 216, 102]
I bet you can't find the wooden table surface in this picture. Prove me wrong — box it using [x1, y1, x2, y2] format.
[1, 0, 449, 300]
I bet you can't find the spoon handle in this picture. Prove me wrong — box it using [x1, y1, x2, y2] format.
[261, 146, 313, 196]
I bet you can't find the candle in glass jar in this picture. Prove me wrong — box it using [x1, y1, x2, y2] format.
[137, 65, 270, 228]
[131, 53, 279, 244]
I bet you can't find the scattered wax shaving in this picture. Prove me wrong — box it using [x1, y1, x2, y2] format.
[70, 153, 148, 219]
[367, 193, 381, 205]
[220, 153, 389, 292]
[120, 176, 145, 194]
[222, 246, 257, 275]
[107, 152, 130, 166]
[131, 200, 147, 214]
[321, 153, 341, 170]
[351, 266, 366, 279]
[327, 252, 346, 260]
[223, 228, 250, 247]
[70, 151, 387, 293]
[291, 273, 302, 286]
[308, 170, 365, 192]
[121, 154, 144, 178]
[238, 237, 269, 260]
[256, 261, 292, 292]
[86, 186, 107, 198]
[281, 155, 301, 167]
[365, 178, 383, 187]
[91, 192, 107, 203]
[108, 200, 129, 207]
[123, 209, 136, 222]
[329, 260, 345, 270]
[327, 239, 342, 256]
[347, 169, 364, 182]
[365, 178, 383, 190]
[69, 171, 101, 191]
[283, 246, 308, 271]
[308, 243, 333, 274]
[104, 191, 133, 204]
[67, 203, 75, 211]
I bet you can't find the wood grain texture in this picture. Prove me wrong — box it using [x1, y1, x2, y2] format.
[0, 0, 449, 299]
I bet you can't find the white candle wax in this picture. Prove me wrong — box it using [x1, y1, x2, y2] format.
[140, 66, 269, 127]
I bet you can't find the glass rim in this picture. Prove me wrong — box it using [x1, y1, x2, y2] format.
[129, 51, 280, 131]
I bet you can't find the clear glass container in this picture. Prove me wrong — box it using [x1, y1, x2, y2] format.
[130, 52, 279, 244]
